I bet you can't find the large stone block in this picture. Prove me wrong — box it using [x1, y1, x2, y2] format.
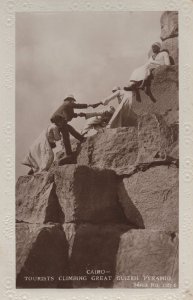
[161, 37, 178, 65]
[132, 65, 178, 125]
[16, 223, 178, 288]
[137, 114, 177, 163]
[16, 173, 64, 224]
[61, 225, 178, 288]
[75, 114, 178, 174]
[160, 11, 178, 41]
[77, 127, 138, 169]
[54, 165, 128, 224]
[16, 223, 71, 288]
[118, 166, 178, 231]
[114, 230, 178, 288]
[68, 224, 131, 288]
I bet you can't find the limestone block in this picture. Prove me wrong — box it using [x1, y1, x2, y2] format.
[16, 173, 64, 224]
[114, 229, 178, 288]
[137, 114, 176, 163]
[60, 225, 178, 288]
[54, 165, 128, 224]
[160, 11, 178, 41]
[16, 223, 70, 288]
[67, 224, 131, 288]
[77, 127, 138, 169]
[118, 166, 178, 231]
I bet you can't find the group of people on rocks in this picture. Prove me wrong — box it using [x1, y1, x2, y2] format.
[22, 42, 171, 174]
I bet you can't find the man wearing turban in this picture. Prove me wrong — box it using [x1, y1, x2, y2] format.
[124, 42, 170, 91]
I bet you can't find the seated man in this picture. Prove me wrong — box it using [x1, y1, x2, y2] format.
[124, 42, 170, 91]
[81, 106, 115, 136]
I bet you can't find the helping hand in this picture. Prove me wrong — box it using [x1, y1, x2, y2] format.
[77, 112, 86, 117]
[90, 101, 103, 108]
[103, 99, 109, 106]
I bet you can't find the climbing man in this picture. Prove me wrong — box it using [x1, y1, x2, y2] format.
[50, 94, 102, 164]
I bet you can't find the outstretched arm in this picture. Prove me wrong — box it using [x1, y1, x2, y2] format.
[103, 90, 120, 106]
[73, 102, 102, 109]
[88, 102, 103, 108]
[72, 103, 88, 109]
[84, 111, 103, 119]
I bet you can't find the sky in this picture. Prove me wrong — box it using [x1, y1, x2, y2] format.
[16, 11, 162, 178]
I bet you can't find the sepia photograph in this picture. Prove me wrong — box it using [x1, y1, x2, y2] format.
[15, 10, 179, 289]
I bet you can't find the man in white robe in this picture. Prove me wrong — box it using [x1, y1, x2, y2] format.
[124, 42, 170, 91]
[102, 86, 134, 128]
[22, 124, 61, 174]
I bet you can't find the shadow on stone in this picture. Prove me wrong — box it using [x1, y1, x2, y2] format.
[16, 225, 72, 288]
[117, 181, 145, 229]
[144, 77, 157, 103]
[169, 55, 175, 65]
[69, 224, 130, 288]
[73, 165, 129, 224]
[44, 183, 65, 224]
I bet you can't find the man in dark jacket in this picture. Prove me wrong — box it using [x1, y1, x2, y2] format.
[50, 95, 102, 162]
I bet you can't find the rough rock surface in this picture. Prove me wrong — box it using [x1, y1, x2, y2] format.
[16, 116, 179, 288]
[16, 223, 71, 288]
[160, 11, 178, 41]
[77, 127, 138, 171]
[67, 226, 178, 288]
[16, 173, 64, 224]
[16, 223, 178, 288]
[118, 166, 178, 231]
[68, 224, 131, 288]
[137, 113, 177, 163]
[54, 165, 128, 224]
[160, 11, 178, 64]
[132, 66, 178, 124]
[114, 230, 178, 288]
[74, 113, 178, 174]
[161, 37, 178, 65]
[16, 11, 179, 289]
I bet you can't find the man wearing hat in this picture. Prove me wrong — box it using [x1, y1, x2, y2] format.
[50, 95, 102, 162]
[124, 41, 170, 91]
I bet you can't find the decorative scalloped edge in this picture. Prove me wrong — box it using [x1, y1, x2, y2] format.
[0, 0, 193, 299]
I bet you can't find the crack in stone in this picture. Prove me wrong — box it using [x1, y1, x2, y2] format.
[119, 157, 179, 179]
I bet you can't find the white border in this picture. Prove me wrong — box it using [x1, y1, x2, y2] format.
[0, 0, 193, 299]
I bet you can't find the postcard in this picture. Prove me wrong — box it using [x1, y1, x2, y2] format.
[0, 0, 193, 299]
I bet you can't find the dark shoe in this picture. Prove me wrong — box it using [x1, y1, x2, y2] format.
[124, 86, 134, 91]
[123, 84, 137, 91]
[28, 168, 34, 175]
[138, 84, 145, 90]
[58, 155, 77, 165]
[138, 80, 146, 90]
